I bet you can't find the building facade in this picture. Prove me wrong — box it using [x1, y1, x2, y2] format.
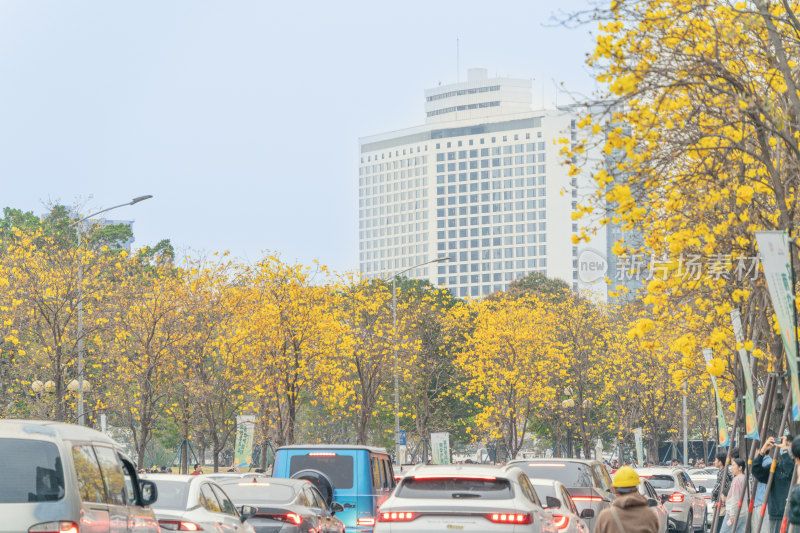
[359, 69, 623, 300]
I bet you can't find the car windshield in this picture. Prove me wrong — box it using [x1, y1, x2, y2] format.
[640, 474, 675, 489]
[515, 462, 595, 487]
[289, 454, 354, 490]
[150, 480, 190, 510]
[396, 476, 513, 499]
[218, 481, 296, 504]
[0, 438, 65, 504]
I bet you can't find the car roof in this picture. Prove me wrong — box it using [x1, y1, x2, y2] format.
[402, 463, 524, 478]
[637, 467, 681, 476]
[509, 458, 602, 466]
[277, 444, 388, 454]
[141, 474, 198, 483]
[216, 477, 309, 489]
[0, 419, 117, 445]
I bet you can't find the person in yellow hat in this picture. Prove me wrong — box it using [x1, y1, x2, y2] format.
[594, 466, 659, 533]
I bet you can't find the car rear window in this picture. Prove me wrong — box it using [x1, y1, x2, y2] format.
[0, 438, 64, 503]
[150, 480, 190, 510]
[289, 454, 354, 490]
[531, 483, 556, 500]
[641, 475, 675, 489]
[516, 462, 595, 487]
[396, 476, 513, 499]
[218, 481, 296, 504]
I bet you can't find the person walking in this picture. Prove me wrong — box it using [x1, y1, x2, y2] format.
[720, 459, 748, 533]
[752, 435, 794, 533]
[594, 466, 659, 533]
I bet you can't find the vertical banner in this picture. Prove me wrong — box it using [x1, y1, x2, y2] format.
[430, 432, 451, 465]
[755, 231, 800, 421]
[634, 428, 644, 466]
[234, 414, 255, 469]
[702, 348, 730, 446]
[730, 309, 759, 439]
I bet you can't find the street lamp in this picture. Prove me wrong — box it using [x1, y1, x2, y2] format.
[386, 255, 451, 467]
[73, 194, 153, 425]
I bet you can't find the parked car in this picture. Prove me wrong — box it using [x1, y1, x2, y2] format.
[374, 464, 557, 533]
[142, 474, 257, 533]
[529, 477, 591, 533]
[272, 445, 395, 531]
[0, 419, 160, 533]
[637, 467, 707, 533]
[689, 475, 716, 532]
[218, 477, 345, 533]
[508, 458, 614, 532]
[638, 479, 669, 533]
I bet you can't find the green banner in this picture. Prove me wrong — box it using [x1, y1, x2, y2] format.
[730, 309, 759, 439]
[430, 432, 450, 464]
[234, 414, 255, 469]
[755, 231, 800, 421]
[702, 348, 729, 446]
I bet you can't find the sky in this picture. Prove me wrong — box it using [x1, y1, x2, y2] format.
[0, 0, 600, 273]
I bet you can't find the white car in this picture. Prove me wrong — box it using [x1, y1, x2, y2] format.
[142, 474, 257, 533]
[638, 468, 707, 533]
[529, 478, 591, 533]
[374, 464, 557, 532]
[689, 475, 716, 532]
[638, 479, 668, 533]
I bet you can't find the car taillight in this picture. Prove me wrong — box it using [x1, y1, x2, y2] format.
[485, 513, 532, 524]
[553, 514, 570, 529]
[571, 495, 603, 502]
[668, 492, 684, 503]
[356, 517, 376, 526]
[378, 512, 417, 522]
[259, 513, 303, 526]
[29, 522, 79, 533]
[157, 521, 203, 531]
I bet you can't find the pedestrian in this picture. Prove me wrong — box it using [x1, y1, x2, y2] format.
[787, 436, 800, 527]
[720, 458, 748, 533]
[752, 435, 794, 533]
[712, 451, 731, 533]
[594, 466, 659, 533]
[190, 464, 202, 476]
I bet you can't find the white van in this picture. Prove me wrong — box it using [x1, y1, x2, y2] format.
[0, 420, 160, 533]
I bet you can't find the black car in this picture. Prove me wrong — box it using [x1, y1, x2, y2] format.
[219, 477, 345, 533]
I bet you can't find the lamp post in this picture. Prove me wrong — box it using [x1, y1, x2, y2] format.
[74, 195, 153, 425]
[387, 255, 450, 467]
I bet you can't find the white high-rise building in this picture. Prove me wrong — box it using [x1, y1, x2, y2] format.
[358, 68, 616, 300]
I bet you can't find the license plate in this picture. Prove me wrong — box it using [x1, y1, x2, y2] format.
[446, 526, 464, 530]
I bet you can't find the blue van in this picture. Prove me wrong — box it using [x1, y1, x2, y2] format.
[273, 445, 396, 533]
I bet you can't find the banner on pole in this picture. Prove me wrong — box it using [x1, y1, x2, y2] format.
[634, 428, 644, 466]
[702, 348, 730, 446]
[234, 414, 255, 469]
[755, 231, 800, 421]
[430, 432, 450, 465]
[730, 309, 759, 439]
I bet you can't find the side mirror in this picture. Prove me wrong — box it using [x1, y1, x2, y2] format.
[580, 509, 595, 519]
[330, 502, 345, 515]
[698, 486, 707, 494]
[648, 498, 658, 507]
[139, 480, 158, 506]
[660, 494, 669, 504]
[239, 505, 257, 522]
[545, 496, 562, 510]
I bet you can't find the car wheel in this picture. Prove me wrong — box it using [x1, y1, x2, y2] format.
[684, 511, 693, 533]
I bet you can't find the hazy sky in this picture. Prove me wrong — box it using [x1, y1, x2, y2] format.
[0, 0, 600, 272]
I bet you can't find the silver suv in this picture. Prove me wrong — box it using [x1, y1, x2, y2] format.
[0, 419, 160, 533]
[508, 458, 614, 532]
[637, 467, 707, 533]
